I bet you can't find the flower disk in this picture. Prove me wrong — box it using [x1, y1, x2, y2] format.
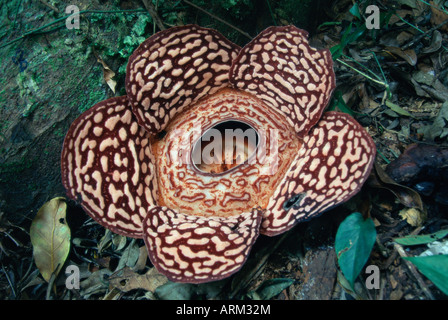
[153, 88, 301, 219]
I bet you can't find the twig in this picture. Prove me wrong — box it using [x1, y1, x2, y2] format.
[336, 58, 389, 88]
[11, 0, 23, 32]
[154, 0, 159, 34]
[45, 270, 57, 300]
[378, 274, 386, 300]
[265, 0, 277, 26]
[1, 262, 16, 298]
[402, 18, 448, 50]
[39, 0, 60, 13]
[370, 51, 388, 88]
[340, 54, 384, 83]
[141, 0, 166, 31]
[394, 14, 426, 34]
[417, 0, 448, 15]
[182, 0, 252, 40]
[393, 242, 435, 300]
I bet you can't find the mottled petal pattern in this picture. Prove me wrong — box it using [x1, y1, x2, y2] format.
[126, 24, 241, 134]
[261, 112, 376, 236]
[152, 88, 300, 219]
[143, 206, 262, 283]
[230, 26, 335, 137]
[61, 96, 158, 238]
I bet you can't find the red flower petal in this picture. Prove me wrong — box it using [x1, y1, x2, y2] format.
[261, 111, 376, 236]
[126, 25, 240, 134]
[230, 26, 336, 137]
[143, 206, 262, 283]
[61, 96, 158, 237]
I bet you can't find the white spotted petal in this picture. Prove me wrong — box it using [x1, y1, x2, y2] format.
[230, 25, 335, 138]
[261, 112, 376, 236]
[143, 206, 262, 283]
[61, 96, 158, 238]
[126, 24, 241, 134]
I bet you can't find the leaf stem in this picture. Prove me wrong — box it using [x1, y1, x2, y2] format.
[336, 57, 389, 88]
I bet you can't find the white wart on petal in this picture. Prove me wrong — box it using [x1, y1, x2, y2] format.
[143, 206, 262, 283]
[261, 111, 376, 236]
[61, 96, 158, 238]
[230, 25, 336, 137]
[126, 24, 241, 134]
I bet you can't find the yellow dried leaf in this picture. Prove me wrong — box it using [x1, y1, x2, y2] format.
[97, 57, 117, 93]
[399, 207, 426, 227]
[109, 267, 168, 293]
[30, 197, 71, 282]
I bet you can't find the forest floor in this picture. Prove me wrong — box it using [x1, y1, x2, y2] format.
[0, 0, 447, 300]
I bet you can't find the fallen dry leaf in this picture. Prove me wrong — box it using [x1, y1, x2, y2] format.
[109, 267, 168, 293]
[399, 207, 426, 226]
[369, 162, 424, 211]
[96, 56, 117, 93]
[30, 197, 71, 282]
[430, 0, 448, 32]
[418, 101, 448, 140]
[133, 246, 148, 272]
[384, 46, 417, 66]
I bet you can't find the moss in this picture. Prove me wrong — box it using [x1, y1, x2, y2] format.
[22, 101, 39, 118]
[52, 125, 66, 138]
[0, 156, 34, 174]
[0, 120, 10, 141]
[75, 70, 108, 114]
[0, 89, 6, 105]
[103, 13, 152, 79]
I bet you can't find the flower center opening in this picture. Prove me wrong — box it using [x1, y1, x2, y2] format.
[192, 120, 259, 175]
[152, 88, 302, 218]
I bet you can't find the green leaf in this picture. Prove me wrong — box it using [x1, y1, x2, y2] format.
[336, 270, 364, 300]
[248, 278, 294, 300]
[328, 91, 354, 116]
[385, 100, 414, 118]
[349, 3, 361, 19]
[317, 21, 341, 30]
[394, 229, 448, 246]
[335, 212, 377, 288]
[331, 22, 367, 59]
[331, 23, 352, 59]
[404, 255, 448, 295]
[30, 197, 71, 282]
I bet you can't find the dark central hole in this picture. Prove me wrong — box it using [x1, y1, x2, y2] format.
[192, 120, 259, 174]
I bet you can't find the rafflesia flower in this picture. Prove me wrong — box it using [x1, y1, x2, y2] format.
[61, 25, 376, 283]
